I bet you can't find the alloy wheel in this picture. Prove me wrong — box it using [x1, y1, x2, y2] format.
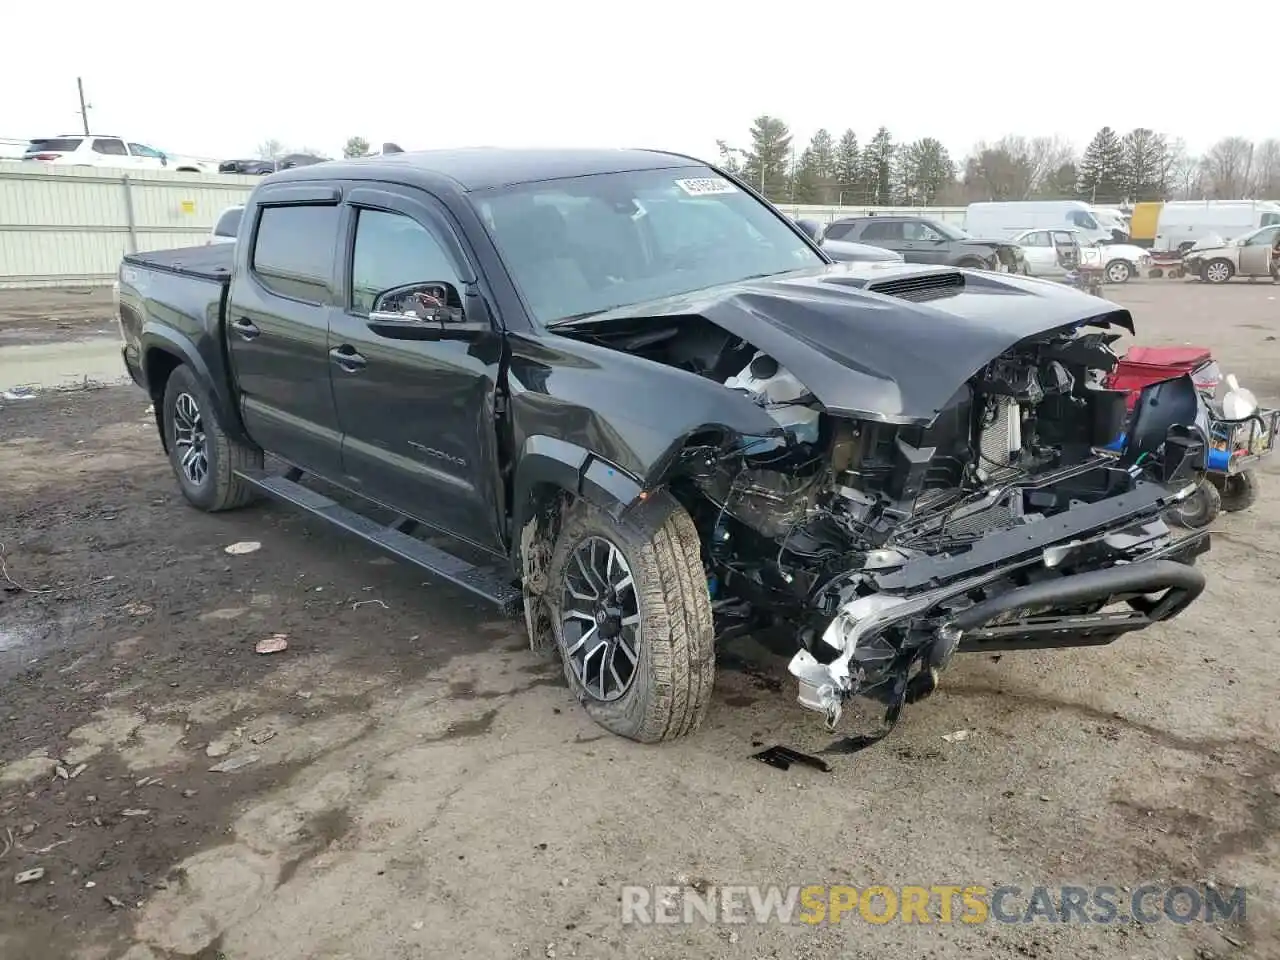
[1107, 261, 1131, 283]
[173, 392, 209, 486]
[1205, 261, 1231, 283]
[558, 536, 641, 702]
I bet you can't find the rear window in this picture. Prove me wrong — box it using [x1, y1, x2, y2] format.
[26, 138, 82, 152]
[251, 204, 340, 303]
[823, 221, 857, 241]
[214, 207, 243, 238]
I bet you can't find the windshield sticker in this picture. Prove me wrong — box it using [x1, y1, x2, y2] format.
[674, 177, 738, 196]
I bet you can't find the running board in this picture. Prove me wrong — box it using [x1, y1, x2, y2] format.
[235, 470, 521, 615]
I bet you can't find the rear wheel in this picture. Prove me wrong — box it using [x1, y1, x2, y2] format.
[162, 365, 262, 512]
[1167, 480, 1221, 529]
[1218, 470, 1260, 513]
[545, 493, 714, 743]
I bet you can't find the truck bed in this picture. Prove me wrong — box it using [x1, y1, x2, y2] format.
[123, 243, 233, 284]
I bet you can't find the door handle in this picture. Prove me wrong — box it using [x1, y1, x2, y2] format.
[231, 317, 260, 341]
[329, 345, 367, 373]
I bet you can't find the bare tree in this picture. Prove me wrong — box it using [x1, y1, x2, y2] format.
[1200, 136, 1255, 199]
[1161, 138, 1204, 199]
[963, 135, 1077, 200]
[1250, 139, 1280, 198]
[1026, 136, 1076, 196]
[255, 139, 284, 161]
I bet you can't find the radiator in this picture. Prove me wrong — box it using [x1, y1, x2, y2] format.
[979, 399, 1021, 476]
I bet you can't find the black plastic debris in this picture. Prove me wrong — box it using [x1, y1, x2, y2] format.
[752, 745, 832, 773]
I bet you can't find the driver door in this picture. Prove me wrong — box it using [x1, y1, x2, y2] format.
[903, 221, 950, 264]
[327, 187, 507, 553]
[1237, 226, 1279, 277]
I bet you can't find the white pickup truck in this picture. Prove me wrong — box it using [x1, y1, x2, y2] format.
[1010, 227, 1152, 283]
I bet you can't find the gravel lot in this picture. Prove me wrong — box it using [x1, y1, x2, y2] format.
[1, 280, 1277, 960]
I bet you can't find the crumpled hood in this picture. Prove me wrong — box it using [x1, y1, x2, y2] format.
[552, 263, 1134, 425]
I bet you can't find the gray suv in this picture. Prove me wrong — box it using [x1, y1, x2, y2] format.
[824, 216, 1025, 273]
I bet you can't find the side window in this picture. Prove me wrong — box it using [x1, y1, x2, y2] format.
[350, 209, 464, 315]
[1245, 226, 1279, 246]
[128, 143, 161, 158]
[1021, 231, 1051, 248]
[1051, 230, 1076, 246]
[904, 221, 943, 241]
[861, 220, 902, 241]
[823, 221, 855, 241]
[1261, 213, 1280, 227]
[92, 138, 127, 156]
[1068, 209, 1099, 230]
[251, 204, 340, 303]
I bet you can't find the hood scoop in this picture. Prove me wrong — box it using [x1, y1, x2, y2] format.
[867, 271, 965, 303]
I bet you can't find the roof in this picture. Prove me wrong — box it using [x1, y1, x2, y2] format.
[271, 147, 707, 192]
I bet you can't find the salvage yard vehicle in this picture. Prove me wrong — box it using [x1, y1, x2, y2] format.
[1181, 223, 1280, 284]
[1105, 346, 1276, 528]
[820, 215, 1026, 273]
[115, 148, 1213, 745]
[1010, 227, 1152, 284]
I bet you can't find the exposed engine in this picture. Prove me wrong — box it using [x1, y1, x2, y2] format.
[692, 331, 1131, 601]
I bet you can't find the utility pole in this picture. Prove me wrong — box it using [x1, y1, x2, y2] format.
[76, 78, 92, 135]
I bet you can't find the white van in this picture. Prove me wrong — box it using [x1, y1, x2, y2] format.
[1153, 200, 1280, 254]
[964, 201, 1113, 245]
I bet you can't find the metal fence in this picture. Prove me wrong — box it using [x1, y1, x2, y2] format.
[0, 165, 257, 288]
[0, 164, 968, 288]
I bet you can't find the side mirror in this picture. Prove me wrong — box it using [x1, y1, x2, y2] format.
[794, 218, 823, 242]
[368, 281, 490, 341]
[160, 153, 168, 165]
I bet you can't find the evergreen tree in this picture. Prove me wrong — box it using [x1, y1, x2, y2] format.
[741, 115, 793, 200]
[834, 129, 859, 205]
[1118, 128, 1168, 201]
[894, 138, 955, 205]
[1077, 127, 1125, 202]
[860, 127, 895, 204]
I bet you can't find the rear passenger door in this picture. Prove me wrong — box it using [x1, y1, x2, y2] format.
[1018, 231, 1059, 276]
[859, 219, 908, 259]
[327, 187, 507, 553]
[225, 189, 345, 476]
[90, 137, 130, 169]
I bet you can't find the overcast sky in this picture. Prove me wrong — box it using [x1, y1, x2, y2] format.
[7, 2, 1276, 163]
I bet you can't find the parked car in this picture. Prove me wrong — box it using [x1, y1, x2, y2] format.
[208, 205, 244, 244]
[21, 135, 199, 171]
[964, 200, 1118, 245]
[1182, 223, 1280, 283]
[218, 153, 328, 175]
[1011, 227, 1152, 283]
[822, 215, 1025, 272]
[114, 148, 1211, 745]
[1154, 200, 1280, 254]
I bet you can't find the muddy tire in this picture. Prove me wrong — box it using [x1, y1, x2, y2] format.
[1218, 470, 1260, 513]
[546, 492, 714, 743]
[1167, 480, 1221, 529]
[162, 364, 262, 512]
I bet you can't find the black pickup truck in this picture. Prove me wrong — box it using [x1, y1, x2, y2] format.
[116, 148, 1212, 746]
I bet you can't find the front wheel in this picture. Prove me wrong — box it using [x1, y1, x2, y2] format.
[1203, 259, 1234, 284]
[545, 493, 714, 743]
[1105, 259, 1134, 284]
[162, 365, 262, 511]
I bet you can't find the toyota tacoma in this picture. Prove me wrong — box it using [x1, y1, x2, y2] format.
[115, 148, 1212, 745]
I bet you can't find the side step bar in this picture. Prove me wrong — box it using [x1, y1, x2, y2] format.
[235, 469, 522, 616]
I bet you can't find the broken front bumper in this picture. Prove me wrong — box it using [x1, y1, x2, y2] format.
[788, 479, 1209, 728]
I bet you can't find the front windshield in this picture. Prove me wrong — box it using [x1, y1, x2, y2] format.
[473, 166, 824, 325]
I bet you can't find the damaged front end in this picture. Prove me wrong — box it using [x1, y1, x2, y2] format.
[551, 267, 1213, 738]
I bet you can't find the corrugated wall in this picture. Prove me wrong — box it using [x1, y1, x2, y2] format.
[0, 164, 968, 288]
[0, 165, 257, 288]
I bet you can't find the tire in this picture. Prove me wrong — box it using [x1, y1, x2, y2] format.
[1105, 260, 1133, 284]
[1218, 470, 1260, 513]
[1167, 480, 1221, 529]
[1202, 259, 1234, 284]
[545, 492, 714, 743]
[161, 364, 262, 512]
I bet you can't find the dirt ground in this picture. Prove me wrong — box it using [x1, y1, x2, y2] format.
[1, 280, 1278, 960]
